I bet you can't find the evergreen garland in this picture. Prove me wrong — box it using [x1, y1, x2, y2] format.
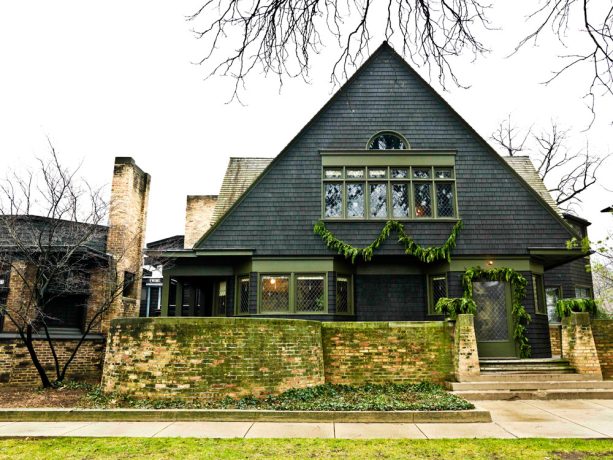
[462, 267, 532, 359]
[313, 220, 463, 264]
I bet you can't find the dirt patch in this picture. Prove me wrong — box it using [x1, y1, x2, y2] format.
[0, 385, 89, 408]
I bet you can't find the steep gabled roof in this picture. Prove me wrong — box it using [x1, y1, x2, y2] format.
[504, 157, 562, 217]
[194, 41, 579, 253]
[211, 157, 274, 224]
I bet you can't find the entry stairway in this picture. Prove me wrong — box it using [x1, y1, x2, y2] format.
[447, 358, 613, 400]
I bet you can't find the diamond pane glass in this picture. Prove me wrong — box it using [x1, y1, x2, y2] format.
[414, 183, 432, 217]
[431, 276, 447, 312]
[473, 281, 509, 341]
[392, 184, 409, 218]
[239, 277, 250, 314]
[369, 183, 388, 218]
[296, 275, 325, 312]
[435, 168, 453, 179]
[575, 287, 590, 298]
[368, 133, 406, 150]
[368, 168, 387, 179]
[413, 168, 431, 179]
[324, 168, 342, 179]
[336, 277, 349, 313]
[261, 275, 289, 312]
[391, 168, 408, 178]
[346, 168, 365, 179]
[347, 183, 365, 218]
[436, 183, 455, 217]
[324, 183, 342, 217]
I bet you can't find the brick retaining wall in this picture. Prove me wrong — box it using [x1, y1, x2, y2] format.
[321, 321, 453, 385]
[592, 320, 613, 380]
[0, 336, 105, 384]
[102, 317, 325, 402]
[102, 317, 454, 402]
[549, 324, 562, 356]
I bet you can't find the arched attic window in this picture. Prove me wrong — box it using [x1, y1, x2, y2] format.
[367, 131, 409, 150]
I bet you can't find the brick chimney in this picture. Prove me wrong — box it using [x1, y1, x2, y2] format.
[105, 157, 151, 320]
[184, 195, 218, 248]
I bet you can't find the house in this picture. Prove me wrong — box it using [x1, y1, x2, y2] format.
[0, 157, 149, 383]
[157, 42, 593, 359]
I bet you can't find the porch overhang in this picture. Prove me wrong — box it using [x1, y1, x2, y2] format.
[528, 247, 592, 270]
[146, 248, 254, 258]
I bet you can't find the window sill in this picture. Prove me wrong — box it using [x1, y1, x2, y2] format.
[321, 218, 461, 223]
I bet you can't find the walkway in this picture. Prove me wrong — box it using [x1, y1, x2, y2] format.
[0, 400, 611, 439]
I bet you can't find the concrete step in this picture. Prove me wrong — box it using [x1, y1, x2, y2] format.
[447, 380, 613, 391]
[479, 358, 570, 365]
[479, 367, 576, 374]
[464, 373, 596, 382]
[454, 389, 613, 401]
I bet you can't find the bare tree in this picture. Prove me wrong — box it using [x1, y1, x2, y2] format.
[515, 0, 613, 126]
[0, 146, 135, 388]
[188, 0, 491, 100]
[189, 1, 612, 123]
[491, 116, 606, 210]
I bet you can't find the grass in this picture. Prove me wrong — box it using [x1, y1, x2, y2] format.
[80, 382, 474, 411]
[0, 438, 612, 459]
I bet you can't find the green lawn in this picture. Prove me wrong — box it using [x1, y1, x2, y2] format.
[0, 438, 611, 459]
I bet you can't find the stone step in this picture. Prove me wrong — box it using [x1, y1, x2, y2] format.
[454, 389, 613, 401]
[479, 366, 576, 374]
[447, 380, 613, 391]
[479, 358, 570, 365]
[464, 373, 596, 382]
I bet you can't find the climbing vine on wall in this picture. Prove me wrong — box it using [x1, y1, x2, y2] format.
[462, 267, 532, 359]
[313, 220, 463, 263]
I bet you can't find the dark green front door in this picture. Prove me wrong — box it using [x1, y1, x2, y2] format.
[473, 280, 517, 357]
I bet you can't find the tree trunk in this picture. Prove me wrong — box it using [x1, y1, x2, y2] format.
[24, 324, 53, 388]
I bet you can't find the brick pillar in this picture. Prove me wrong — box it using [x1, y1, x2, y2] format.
[184, 195, 218, 248]
[561, 312, 602, 379]
[453, 314, 480, 382]
[2, 261, 37, 332]
[103, 157, 150, 332]
[549, 324, 562, 357]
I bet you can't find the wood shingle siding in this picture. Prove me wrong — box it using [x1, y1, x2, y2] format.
[196, 44, 575, 257]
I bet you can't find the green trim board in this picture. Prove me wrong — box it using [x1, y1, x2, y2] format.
[252, 258, 335, 272]
[321, 154, 456, 167]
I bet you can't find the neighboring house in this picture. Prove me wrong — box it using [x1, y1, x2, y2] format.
[0, 157, 149, 383]
[158, 42, 592, 359]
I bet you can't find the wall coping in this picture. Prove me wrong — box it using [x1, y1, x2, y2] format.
[0, 333, 105, 341]
[110, 317, 323, 328]
[322, 321, 448, 329]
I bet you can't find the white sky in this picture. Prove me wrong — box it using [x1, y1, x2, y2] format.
[0, 1, 611, 243]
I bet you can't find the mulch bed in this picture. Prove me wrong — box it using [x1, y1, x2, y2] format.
[0, 385, 90, 408]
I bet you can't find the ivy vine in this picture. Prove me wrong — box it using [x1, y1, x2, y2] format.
[313, 220, 463, 263]
[462, 267, 532, 359]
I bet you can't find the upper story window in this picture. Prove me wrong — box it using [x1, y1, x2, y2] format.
[367, 131, 409, 150]
[323, 166, 457, 220]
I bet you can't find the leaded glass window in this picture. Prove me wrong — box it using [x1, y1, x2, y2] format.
[296, 275, 325, 312]
[429, 275, 448, 314]
[370, 183, 387, 218]
[261, 275, 290, 312]
[322, 166, 456, 219]
[575, 287, 591, 298]
[324, 183, 342, 217]
[414, 183, 432, 217]
[436, 183, 454, 217]
[367, 132, 408, 150]
[347, 183, 365, 218]
[336, 276, 350, 313]
[392, 184, 409, 218]
[238, 276, 250, 314]
[546, 287, 561, 323]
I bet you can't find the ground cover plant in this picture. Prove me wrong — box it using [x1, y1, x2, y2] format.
[0, 382, 474, 411]
[0, 438, 612, 460]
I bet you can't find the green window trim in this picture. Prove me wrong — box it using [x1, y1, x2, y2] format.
[256, 272, 329, 315]
[532, 274, 547, 315]
[322, 166, 458, 221]
[427, 274, 448, 315]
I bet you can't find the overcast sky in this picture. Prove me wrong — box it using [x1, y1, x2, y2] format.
[0, 1, 611, 243]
